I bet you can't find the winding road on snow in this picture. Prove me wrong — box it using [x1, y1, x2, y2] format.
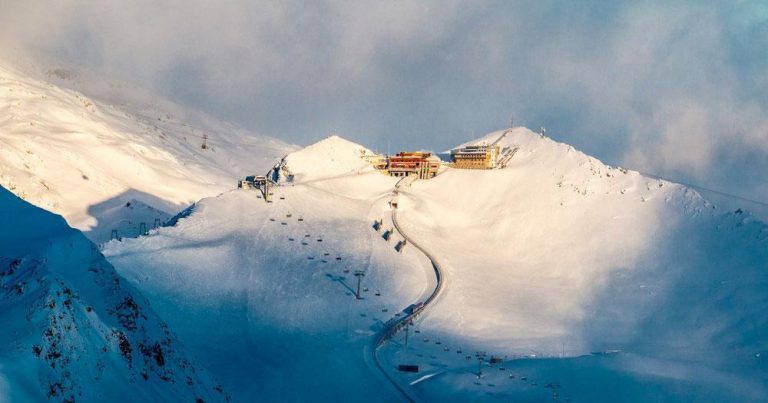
[370, 178, 446, 403]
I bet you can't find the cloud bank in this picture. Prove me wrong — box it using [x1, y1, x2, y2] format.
[1, 0, 767, 206]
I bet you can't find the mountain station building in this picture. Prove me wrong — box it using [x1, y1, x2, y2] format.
[450, 144, 499, 169]
[387, 152, 440, 179]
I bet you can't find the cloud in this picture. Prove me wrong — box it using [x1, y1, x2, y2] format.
[0, 0, 767, 206]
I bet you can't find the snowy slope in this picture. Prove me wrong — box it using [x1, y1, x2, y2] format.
[102, 128, 768, 402]
[103, 136, 433, 401]
[280, 135, 379, 183]
[0, 59, 294, 243]
[0, 185, 229, 402]
[388, 128, 768, 402]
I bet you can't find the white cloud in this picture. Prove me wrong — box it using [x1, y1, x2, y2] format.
[1, 0, 766, 204]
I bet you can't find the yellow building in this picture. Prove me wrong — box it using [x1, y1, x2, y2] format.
[450, 144, 499, 169]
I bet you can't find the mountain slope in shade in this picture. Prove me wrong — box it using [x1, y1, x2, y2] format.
[0, 59, 295, 243]
[0, 185, 229, 402]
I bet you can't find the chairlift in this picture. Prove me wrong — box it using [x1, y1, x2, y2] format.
[288, 237, 294, 241]
[298, 218, 304, 222]
[323, 252, 330, 256]
[336, 257, 342, 261]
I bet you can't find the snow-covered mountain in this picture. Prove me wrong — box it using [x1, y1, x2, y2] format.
[103, 135, 430, 401]
[103, 129, 768, 402]
[0, 185, 230, 402]
[0, 59, 294, 243]
[391, 128, 768, 402]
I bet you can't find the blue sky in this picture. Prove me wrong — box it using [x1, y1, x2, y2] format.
[1, 0, 767, 206]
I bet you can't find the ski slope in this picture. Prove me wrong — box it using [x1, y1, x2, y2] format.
[387, 128, 768, 402]
[103, 136, 439, 401]
[0, 59, 294, 243]
[103, 129, 767, 402]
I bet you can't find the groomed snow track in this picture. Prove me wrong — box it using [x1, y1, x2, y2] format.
[370, 178, 445, 403]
